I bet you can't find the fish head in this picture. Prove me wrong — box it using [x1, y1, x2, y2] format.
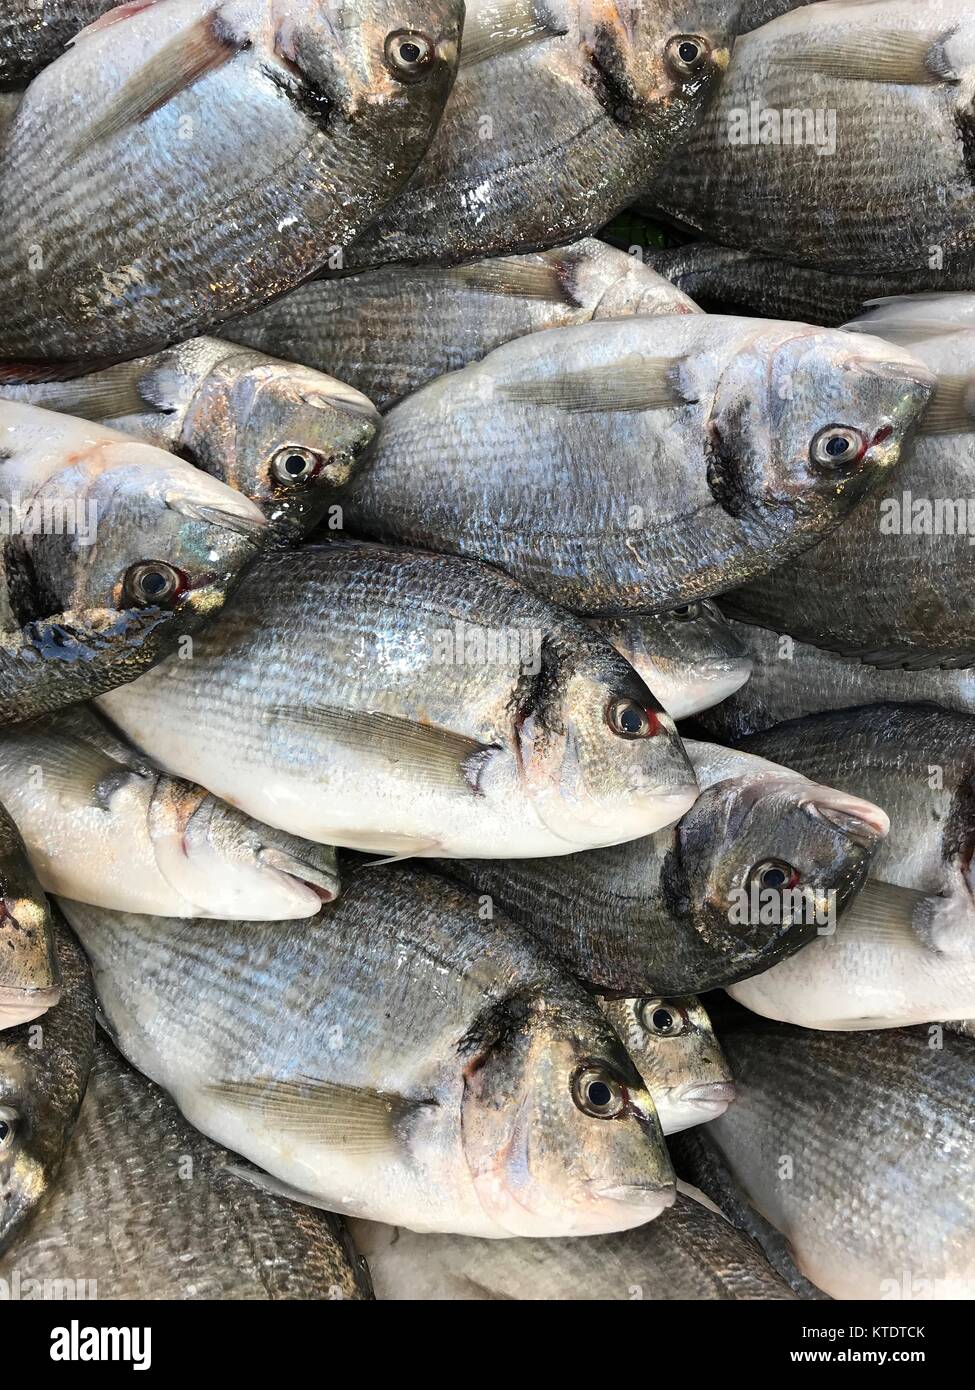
[40, 445, 268, 626]
[705, 323, 936, 526]
[599, 600, 752, 720]
[600, 994, 735, 1134]
[675, 770, 890, 973]
[0, 1029, 61, 1251]
[513, 631, 698, 846]
[0, 806, 60, 1028]
[460, 987, 675, 1236]
[180, 352, 380, 544]
[146, 780, 341, 919]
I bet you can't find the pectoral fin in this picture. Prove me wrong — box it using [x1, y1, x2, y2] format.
[918, 374, 975, 434]
[500, 354, 691, 413]
[447, 255, 580, 307]
[780, 30, 956, 85]
[839, 879, 931, 943]
[3, 361, 155, 423]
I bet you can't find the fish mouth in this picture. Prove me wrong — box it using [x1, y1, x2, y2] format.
[679, 1081, 737, 1110]
[589, 1180, 675, 1209]
[805, 790, 890, 847]
[168, 499, 269, 544]
[0, 984, 61, 1029]
[256, 847, 339, 904]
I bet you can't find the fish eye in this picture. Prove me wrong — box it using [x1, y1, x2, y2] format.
[606, 698, 660, 740]
[670, 602, 702, 622]
[638, 998, 689, 1037]
[0, 1110, 17, 1152]
[750, 859, 800, 892]
[385, 30, 435, 82]
[666, 34, 710, 76]
[271, 446, 320, 486]
[572, 1066, 627, 1119]
[122, 561, 185, 608]
[810, 425, 865, 471]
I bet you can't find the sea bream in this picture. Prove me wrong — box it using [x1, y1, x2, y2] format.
[62, 867, 678, 1238]
[96, 542, 698, 859]
[0, 798, 59, 1028]
[339, 314, 934, 615]
[0, 0, 463, 372]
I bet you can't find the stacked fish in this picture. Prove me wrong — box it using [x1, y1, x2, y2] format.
[0, 0, 972, 1303]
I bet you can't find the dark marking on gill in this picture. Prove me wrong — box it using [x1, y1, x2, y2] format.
[704, 405, 752, 518]
[583, 24, 642, 128]
[263, 62, 333, 134]
[506, 635, 569, 739]
[943, 758, 975, 877]
[458, 990, 537, 1063]
[955, 105, 975, 193]
[3, 536, 50, 625]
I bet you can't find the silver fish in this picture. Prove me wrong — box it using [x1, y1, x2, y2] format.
[97, 542, 698, 859]
[226, 239, 701, 412]
[1, 338, 379, 544]
[62, 867, 677, 1238]
[0, 0, 463, 371]
[0, 706, 339, 919]
[0, 798, 59, 1029]
[340, 315, 934, 614]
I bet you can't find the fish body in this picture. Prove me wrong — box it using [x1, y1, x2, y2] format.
[227, 239, 700, 412]
[61, 867, 677, 1238]
[0, 400, 266, 724]
[0, 0, 111, 89]
[0, 706, 339, 918]
[1, 1037, 373, 1298]
[0, 0, 463, 369]
[646, 1, 975, 282]
[97, 542, 698, 859]
[0, 797, 59, 1028]
[435, 740, 887, 994]
[727, 298, 975, 666]
[1, 338, 380, 544]
[0, 915, 95, 1252]
[339, 315, 934, 615]
[343, 0, 736, 270]
[350, 1191, 796, 1299]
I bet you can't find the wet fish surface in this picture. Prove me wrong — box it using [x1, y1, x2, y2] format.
[351, 1191, 796, 1299]
[1, 1037, 373, 1299]
[1, 338, 380, 545]
[340, 315, 933, 614]
[0, 915, 95, 1253]
[342, 0, 737, 270]
[97, 542, 698, 859]
[0, 796, 59, 1028]
[62, 866, 677, 1238]
[227, 239, 700, 412]
[0, 0, 463, 370]
[0, 0, 111, 89]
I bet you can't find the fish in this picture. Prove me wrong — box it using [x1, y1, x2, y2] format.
[0, 1036, 373, 1299]
[726, 296, 975, 667]
[593, 601, 752, 720]
[0, 706, 339, 919]
[0, 0, 112, 90]
[0, 0, 463, 372]
[0, 400, 266, 725]
[736, 0, 814, 32]
[96, 542, 698, 859]
[0, 797, 59, 1028]
[1, 338, 380, 545]
[0, 913, 95, 1253]
[599, 994, 735, 1134]
[684, 1019, 975, 1300]
[340, 0, 736, 271]
[349, 1190, 797, 1299]
[645, 1, 975, 286]
[700, 617, 975, 744]
[61, 866, 677, 1238]
[338, 314, 935, 615]
[434, 739, 887, 994]
[226, 239, 701, 412]
[731, 704, 975, 1028]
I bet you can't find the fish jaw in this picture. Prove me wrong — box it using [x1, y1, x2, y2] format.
[659, 1081, 737, 1135]
[0, 986, 60, 1030]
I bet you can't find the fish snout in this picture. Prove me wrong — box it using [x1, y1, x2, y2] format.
[806, 790, 890, 849]
[679, 1080, 737, 1111]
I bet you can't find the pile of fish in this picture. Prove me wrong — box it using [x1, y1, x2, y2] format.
[0, 0, 972, 1303]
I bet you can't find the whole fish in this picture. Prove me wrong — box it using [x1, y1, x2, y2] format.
[1, 1038, 373, 1299]
[0, 0, 111, 89]
[350, 1191, 796, 1300]
[727, 297, 975, 666]
[0, 401, 266, 724]
[227, 240, 700, 413]
[0, 706, 339, 919]
[0, 799, 59, 1028]
[97, 542, 698, 859]
[732, 704, 975, 1028]
[594, 601, 752, 720]
[696, 1020, 975, 1299]
[435, 740, 887, 994]
[62, 867, 677, 1238]
[599, 995, 735, 1134]
[0, 0, 463, 371]
[341, 0, 736, 271]
[646, 1, 975, 285]
[1, 339, 380, 544]
[701, 618, 975, 744]
[0, 915, 95, 1253]
[339, 315, 934, 614]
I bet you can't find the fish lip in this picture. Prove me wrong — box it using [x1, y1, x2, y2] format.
[185, 504, 269, 543]
[256, 846, 339, 904]
[0, 984, 61, 1028]
[805, 792, 890, 846]
[679, 1081, 737, 1108]
[588, 1180, 674, 1206]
